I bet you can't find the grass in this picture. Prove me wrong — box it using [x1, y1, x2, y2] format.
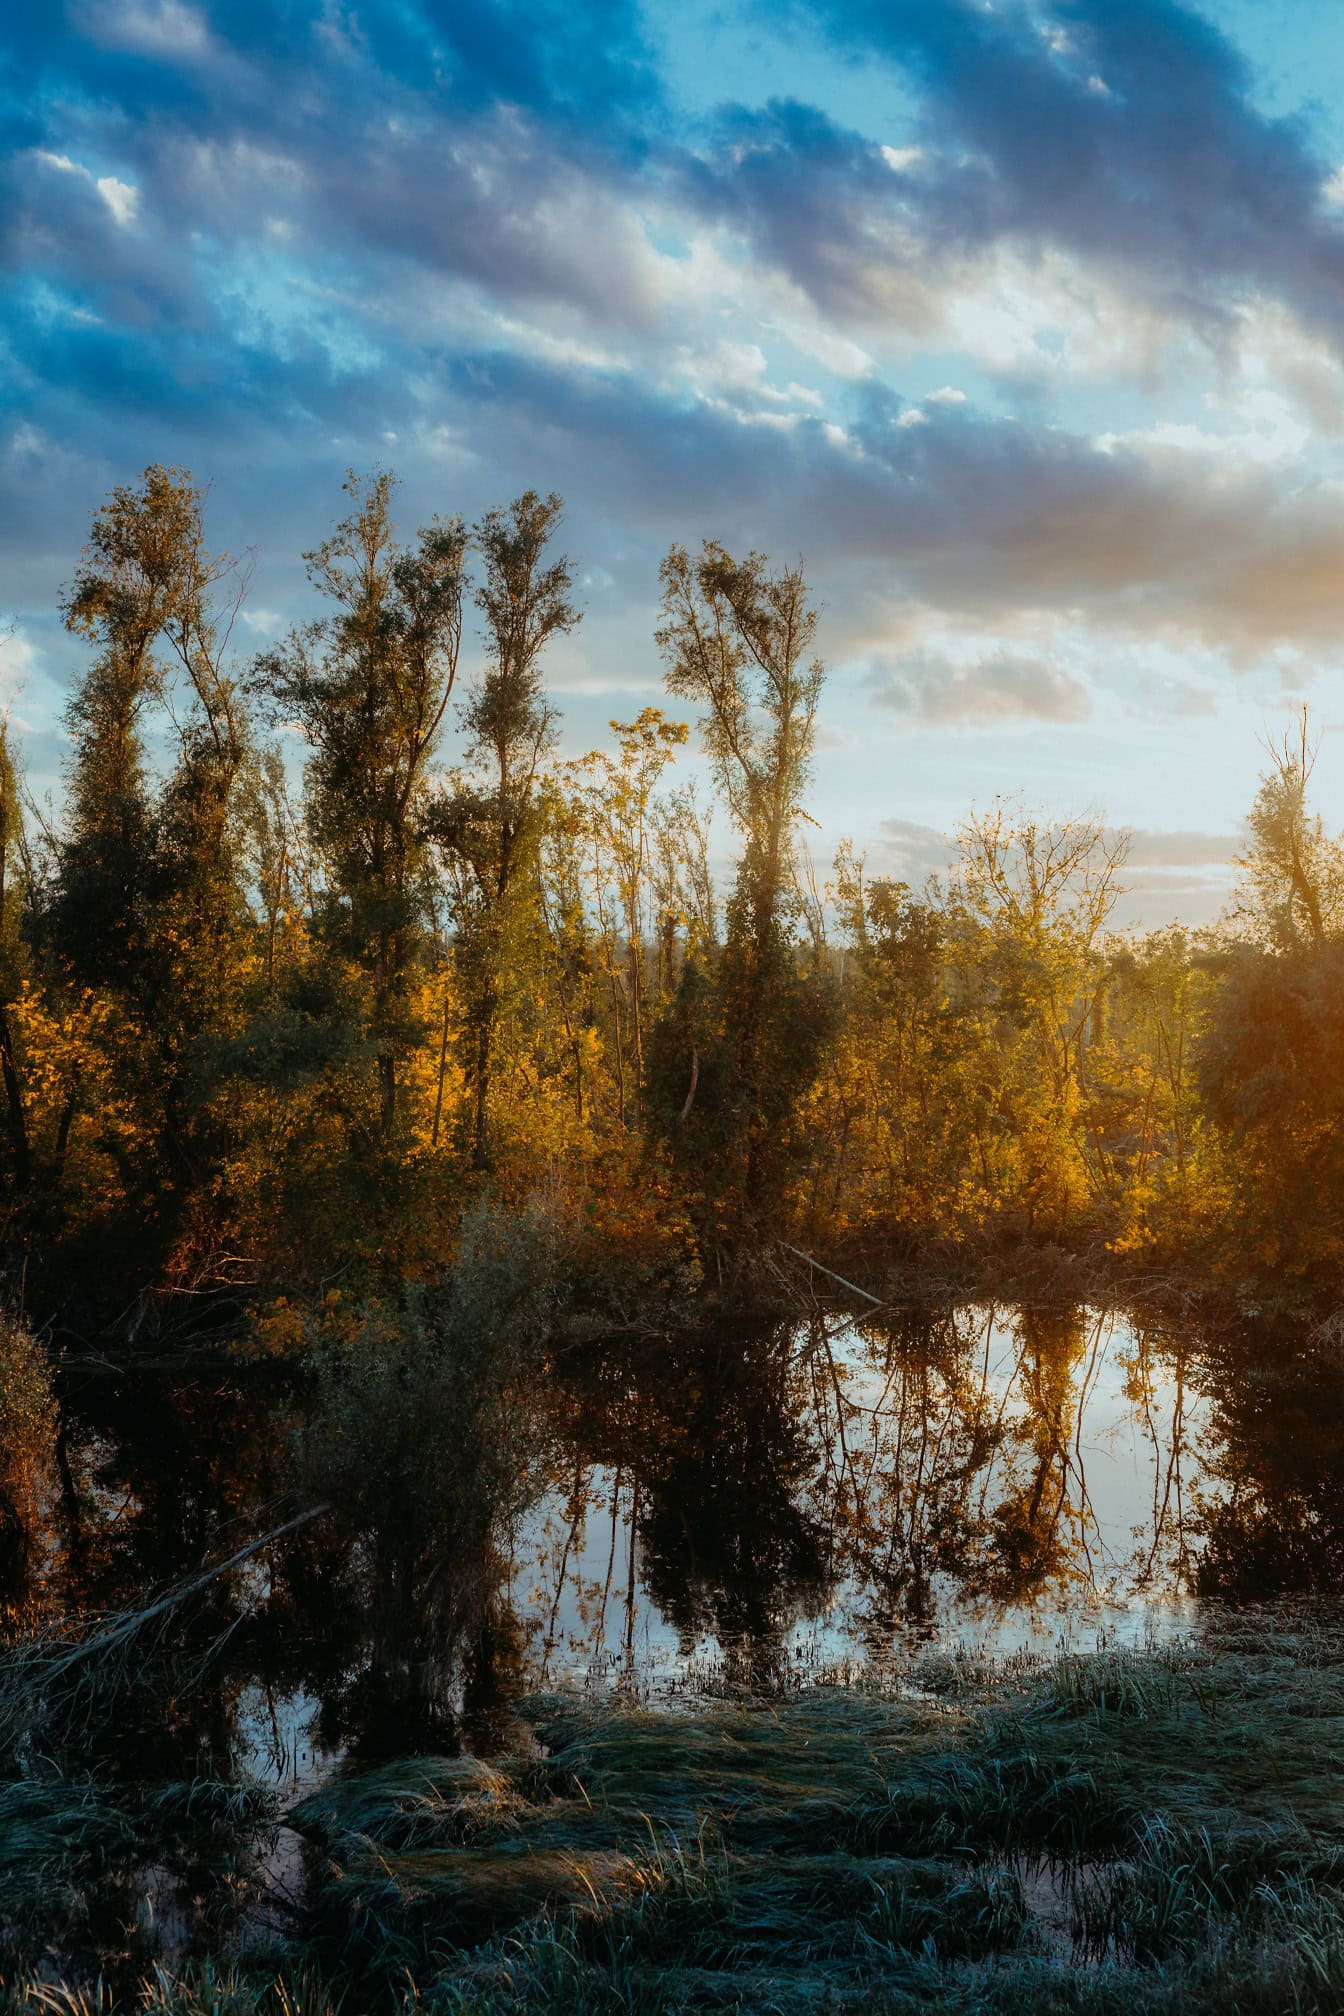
[7, 1615, 1344, 2011]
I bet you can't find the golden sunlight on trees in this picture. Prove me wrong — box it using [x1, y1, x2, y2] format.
[3, 466, 1343, 1335]
[656, 542, 831, 1223]
[428, 491, 579, 1172]
[0, 1313, 56, 1608]
[1199, 713, 1344, 1280]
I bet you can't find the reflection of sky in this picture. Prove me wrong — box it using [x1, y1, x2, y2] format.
[510, 1309, 1216, 1695]
[10, 3, 1344, 923]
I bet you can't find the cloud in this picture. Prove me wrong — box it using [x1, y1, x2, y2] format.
[95, 175, 138, 225]
[400, 359, 1344, 657]
[239, 606, 283, 637]
[1122, 828, 1238, 868]
[0, 627, 39, 699]
[13, 0, 1344, 383]
[74, 0, 212, 60]
[868, 649, 1092, 723]
[877, 815, 956, 883]
[4, 0, 1344, 927]
[761, 0, 1344, 356]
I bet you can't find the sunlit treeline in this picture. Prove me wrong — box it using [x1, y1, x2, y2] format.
[0, 464, 1339, 1334]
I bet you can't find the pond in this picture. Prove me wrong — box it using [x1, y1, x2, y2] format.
[517, 1304, 1207, 1692]
[21, 1297, 1344, 1787]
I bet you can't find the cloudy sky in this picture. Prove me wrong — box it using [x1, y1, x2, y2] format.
[6, 0, 1344, 925]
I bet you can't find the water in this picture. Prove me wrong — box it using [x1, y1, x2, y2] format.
[20, 1297, 1344, 1780]
[515, 1305, 1211, 1696]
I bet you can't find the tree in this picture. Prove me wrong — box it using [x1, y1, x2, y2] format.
[46, 467, 254, 1297]
[804, 849, 983, 1243]
[566, 709, 690, 1125]
[0, 728, 31, 1194]
[948, 801, 1128, 1236]
[256, 472, 467, 1137]
[655, 543, 828, 1214]
[56, 465, 245, 1006]
[431, 491, 579, 1170]
[1233, 708, 1344, 953]
[1195, 723, 1344, 1282]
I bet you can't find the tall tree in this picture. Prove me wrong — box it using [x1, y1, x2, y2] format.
[56, 465, 240, 1001]
[0, 728, 30, 1194]
[567, 709, 690, 1125]
[256, 472, 467, 1137]
[949, 802, 1128, 1236]
[431, 491, 579, 1169]
[52, 467, 253, 1282]
[1233, 709, 1344, 953]
[656, 543, 828, 1212]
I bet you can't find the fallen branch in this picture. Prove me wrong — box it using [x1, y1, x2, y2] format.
[780, 1243, 886, 1308]
[22, 1504, 332, 1690]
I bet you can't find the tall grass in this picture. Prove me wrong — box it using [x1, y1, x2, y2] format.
[9, 1621, 1344, 2013]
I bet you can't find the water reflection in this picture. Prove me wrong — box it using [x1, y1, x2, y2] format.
[523, 1305, 1210, 1689]
[1194, 1313, 1344, 1601]
[9, 1300, 1344, 1773]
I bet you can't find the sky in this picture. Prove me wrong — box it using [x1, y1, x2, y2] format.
[6, 0, 1344, 927]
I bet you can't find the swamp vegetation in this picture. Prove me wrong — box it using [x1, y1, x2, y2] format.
[3, 1296, 1344, 2008]
[3, 468, 1344, 2006]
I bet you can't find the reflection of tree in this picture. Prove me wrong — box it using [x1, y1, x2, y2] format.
[545, 1301, 1210, 1669]
[1120, 1320, 1197, 1592]
[639, 1333, 828, 1664]
[560, 1326, 832, 1680]
[49, 1365, 358, 1775]
[986, 1305, 1092, 1599]
[1193, 1316, 1344, 1600]
[799, 1305, 1010, 1634]
[52, 1292, 1322, 1742]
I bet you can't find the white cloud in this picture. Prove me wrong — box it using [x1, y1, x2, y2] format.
[96, 176, 140, 227]
[31, 149, 140, 228]
[1124, 829, 1237, 869]
[76, 0, 209, 58]
[869, 649, 1093, 724]
[0, 629, 39, 700]
[240, 608, 284, 637]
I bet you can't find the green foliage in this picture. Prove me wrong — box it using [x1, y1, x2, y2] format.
[279, 1626, 1344, 2013]
[9, 1631, 1344, 2010]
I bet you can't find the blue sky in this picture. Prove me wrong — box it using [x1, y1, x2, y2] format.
[6, 0, 1344, 924]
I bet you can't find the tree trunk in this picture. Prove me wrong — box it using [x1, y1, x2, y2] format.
[0, 1005, 29, 1192]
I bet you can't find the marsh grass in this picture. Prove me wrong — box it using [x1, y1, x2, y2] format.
[10, 1620, 1344, 2011]
[0, 1774, 279, 1996]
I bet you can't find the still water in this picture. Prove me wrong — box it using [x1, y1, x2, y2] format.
[516, 1305, 1207, 1692]
[25, 1298, 1344, 1775]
